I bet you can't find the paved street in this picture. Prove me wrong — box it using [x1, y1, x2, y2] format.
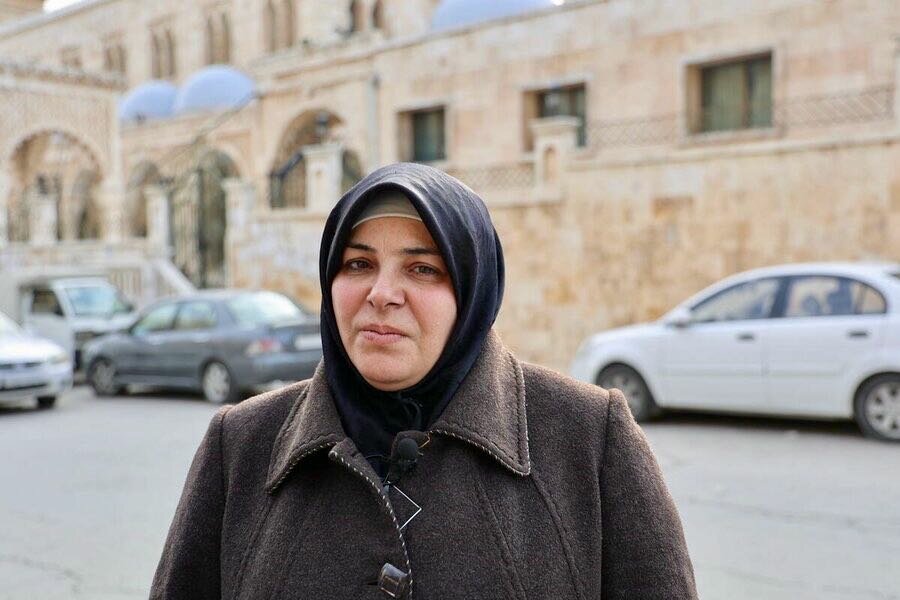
[1, 385, 898, 599]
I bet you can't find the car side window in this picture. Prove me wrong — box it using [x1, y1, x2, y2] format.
[132, 303, 178, 335]
[31, 289, 64, 317]
[691, 278, 780, 323]
[174, 302, 218, 331]
[785, 276, 886, 317]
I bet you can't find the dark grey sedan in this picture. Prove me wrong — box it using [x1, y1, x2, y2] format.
[82, 290, 322, 404]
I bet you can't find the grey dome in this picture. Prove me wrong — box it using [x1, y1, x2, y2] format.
[431, 0, 560, 32]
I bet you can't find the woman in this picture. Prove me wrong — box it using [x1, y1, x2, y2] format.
[151, 163, 697, 599]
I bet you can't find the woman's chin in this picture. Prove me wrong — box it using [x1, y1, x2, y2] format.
[356, 361, 417, 391]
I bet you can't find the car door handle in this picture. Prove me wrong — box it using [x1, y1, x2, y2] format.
[190, 335, 210, 343]
[847, 330, 870, 339]
[736, 332, 756, 342]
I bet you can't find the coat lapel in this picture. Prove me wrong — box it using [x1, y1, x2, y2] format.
[266, 329, 531, 492]
[429, 330, 531, 476]
[265, 363, 347, 493]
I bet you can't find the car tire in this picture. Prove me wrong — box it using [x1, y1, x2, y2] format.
[202, 361, 239, 405]
[597, 364, 661, 422]
[88, 358, 123, 397]
[854, 374, 900, 442]
[36, 396, 56, 409]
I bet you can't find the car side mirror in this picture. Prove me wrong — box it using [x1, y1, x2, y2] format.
[664, 307, 693, 328]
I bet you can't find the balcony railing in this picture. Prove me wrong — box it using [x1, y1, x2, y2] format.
[586, 85, 895, 148]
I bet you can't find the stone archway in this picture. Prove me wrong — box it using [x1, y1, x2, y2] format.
[170, 149, 236, 288]
[7, 130, 102, 243]
[270, 109, 362, 209]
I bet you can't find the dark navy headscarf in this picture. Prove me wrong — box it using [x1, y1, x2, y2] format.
[319, 162, 505, 474]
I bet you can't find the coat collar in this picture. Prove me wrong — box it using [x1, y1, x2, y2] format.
[265, 330, 530, 493]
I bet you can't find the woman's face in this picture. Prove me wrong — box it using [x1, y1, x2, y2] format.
[331, 217, 457, 391]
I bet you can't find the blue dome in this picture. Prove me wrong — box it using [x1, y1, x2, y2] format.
[173, 65, 257, 116]
[118, 81, 177, 123]
[431, 0, 560, 31]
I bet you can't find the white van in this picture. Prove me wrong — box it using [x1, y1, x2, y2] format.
[20, 277, 138, 370]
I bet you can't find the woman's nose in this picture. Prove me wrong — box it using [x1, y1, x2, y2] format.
[366, 270, 404, 309]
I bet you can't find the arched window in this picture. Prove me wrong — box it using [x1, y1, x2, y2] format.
[218, 13, 232, 63]
[349, 0, 364, 33]
[151, 33, 161, 78]
[165, 30, 177, 77]
[205, 16, 216, 64]
[279, 0, 295, 49]
[372, 0, 384, 31]
[263, 1, 276, 53]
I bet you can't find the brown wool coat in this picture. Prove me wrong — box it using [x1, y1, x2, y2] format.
[150, 331, 698, 599]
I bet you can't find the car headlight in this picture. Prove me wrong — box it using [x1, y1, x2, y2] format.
[48, 351, 70, 365]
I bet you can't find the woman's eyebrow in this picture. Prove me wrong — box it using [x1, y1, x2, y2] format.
[346, 242, 375, 252]
[401, 246, 441, 256]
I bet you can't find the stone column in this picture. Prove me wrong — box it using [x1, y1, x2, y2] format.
[530, 116, 580, 200]
[144, 184, 171, 252]
[894, 36, 900, 126]
[97, 181, 125, 243]
[302, 142, 343, 213]
[28, 189, 57, 246]
[0, 170, 10, 247]
[222, 178, 257, 288]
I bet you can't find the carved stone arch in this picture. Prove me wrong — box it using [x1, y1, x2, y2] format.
[269, 109, 345, 209]
[169, 148, 238, 288]
[6, 128, 103, 243]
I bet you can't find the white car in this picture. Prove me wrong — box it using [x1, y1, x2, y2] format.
[571, 262, 900, 442]
[20, 277, 138, 371]
[0, 310, 73, 409]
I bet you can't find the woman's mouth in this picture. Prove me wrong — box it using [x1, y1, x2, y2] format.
[359, 327, 407, 346]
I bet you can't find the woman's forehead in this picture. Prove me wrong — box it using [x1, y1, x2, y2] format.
[346, 216, 440, 252]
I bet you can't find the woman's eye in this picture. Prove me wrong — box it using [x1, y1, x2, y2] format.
[412, 264, 440, 277]
[344, 259, 371, 272]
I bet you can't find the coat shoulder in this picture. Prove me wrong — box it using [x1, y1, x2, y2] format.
[521, 361, 611, 419]
[219, 380, 311, 463]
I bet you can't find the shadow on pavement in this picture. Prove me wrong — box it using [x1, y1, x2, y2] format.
[646, 410, 863, 439]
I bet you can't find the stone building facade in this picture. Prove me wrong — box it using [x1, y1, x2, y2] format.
[1, 0, 899, 370]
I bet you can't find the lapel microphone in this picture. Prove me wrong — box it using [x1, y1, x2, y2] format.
[384, 436, 421, 487]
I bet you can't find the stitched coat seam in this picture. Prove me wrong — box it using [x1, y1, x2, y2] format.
[473, 471, 528, 600]
[530, 468, 587, 600]
[331, 452, 414, 599]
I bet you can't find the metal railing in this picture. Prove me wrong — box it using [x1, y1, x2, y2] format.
[587, 85, 895, 148]
[446, 163, 535, 191]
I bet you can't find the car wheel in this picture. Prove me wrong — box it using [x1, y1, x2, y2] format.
[854, 375, 900, 442]
[597, 364, 661, 422]
[202, 361, 239, 405]
[88, 358, 123, 397]
[36, 396, 56, 410]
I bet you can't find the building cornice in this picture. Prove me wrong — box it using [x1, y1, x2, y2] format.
[0, 57, 123, 88]
[0, 0, 120, 38]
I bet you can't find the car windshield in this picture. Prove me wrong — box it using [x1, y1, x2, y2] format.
[226, 292, 308, 326]
[0, 311, 22, 336]
[64, 285, 131, 318]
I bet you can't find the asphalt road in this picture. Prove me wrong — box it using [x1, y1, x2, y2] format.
[1, 386, 898, 599]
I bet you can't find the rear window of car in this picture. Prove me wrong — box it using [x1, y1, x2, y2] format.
[226, 292, 308, 326]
